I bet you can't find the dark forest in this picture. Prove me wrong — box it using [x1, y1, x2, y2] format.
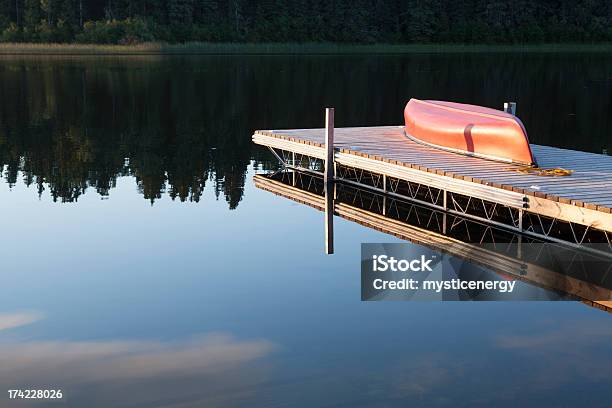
[0, 0, 611, 44]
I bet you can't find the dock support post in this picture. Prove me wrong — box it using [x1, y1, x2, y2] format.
[382, 196, 386, 216]
[325, 177, 334, 255]
[382, 174, 387, 215]
[324, 107, 335, 254]
[443, 213, 447, 235]
[292, 153, 296, 186]
[442, 190, 448, 234]
[325, 107, 335, 183]
[504, 102, 517, 115]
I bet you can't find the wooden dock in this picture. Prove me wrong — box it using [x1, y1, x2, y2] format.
[253, 125, 612, 244]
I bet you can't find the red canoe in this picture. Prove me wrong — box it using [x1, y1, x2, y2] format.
[404, 99, 537, 166]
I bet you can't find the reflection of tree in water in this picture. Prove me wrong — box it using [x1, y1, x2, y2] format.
[0, 57, 257, 207]
[0, 54, 610, 207]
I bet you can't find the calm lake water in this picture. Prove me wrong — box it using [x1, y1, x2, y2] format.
[0, 54, 611, 407]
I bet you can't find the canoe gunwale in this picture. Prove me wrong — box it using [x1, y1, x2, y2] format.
[417, 99, 518, 122]
[403, 130, 537, 167]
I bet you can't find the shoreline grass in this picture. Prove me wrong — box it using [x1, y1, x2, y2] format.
[0, 42, 610, 55]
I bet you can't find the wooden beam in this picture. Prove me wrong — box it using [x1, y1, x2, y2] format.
[325, 181, 334, 255]
[528, 196, 612, 232]
[325, 107, 335, 184]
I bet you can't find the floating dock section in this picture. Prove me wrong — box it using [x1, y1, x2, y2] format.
[253, 125, 612, 248]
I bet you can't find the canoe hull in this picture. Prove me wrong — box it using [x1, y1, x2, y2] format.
[404, 99, 536, 166]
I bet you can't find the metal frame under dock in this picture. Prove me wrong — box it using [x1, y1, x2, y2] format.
[253, 121, 612, 249]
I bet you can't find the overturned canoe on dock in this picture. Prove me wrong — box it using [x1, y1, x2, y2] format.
[404, 99, 537, 166]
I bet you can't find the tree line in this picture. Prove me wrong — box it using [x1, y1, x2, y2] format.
[0, 0, 610, 44]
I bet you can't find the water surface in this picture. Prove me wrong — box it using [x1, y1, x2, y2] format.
[0, 54, 611, 407]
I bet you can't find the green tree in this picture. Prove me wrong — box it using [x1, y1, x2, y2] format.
[168, 0, 193, 24]
[23, 0, 40, 29]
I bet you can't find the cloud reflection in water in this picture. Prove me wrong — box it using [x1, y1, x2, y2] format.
[0, 313, 276, 407]
[0, 312, 43, 332]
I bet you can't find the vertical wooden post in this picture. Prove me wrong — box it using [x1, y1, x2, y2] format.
[325, 177, 334, 255]
[292, 152, 296, 186]
[324, 107, 335, 254]
[382, 174, 387, 215]
[442, 190, 448, 235]
[382, 196, 386, 216]
[325, 108, 335, 183]
[504, 102, 517, 115]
